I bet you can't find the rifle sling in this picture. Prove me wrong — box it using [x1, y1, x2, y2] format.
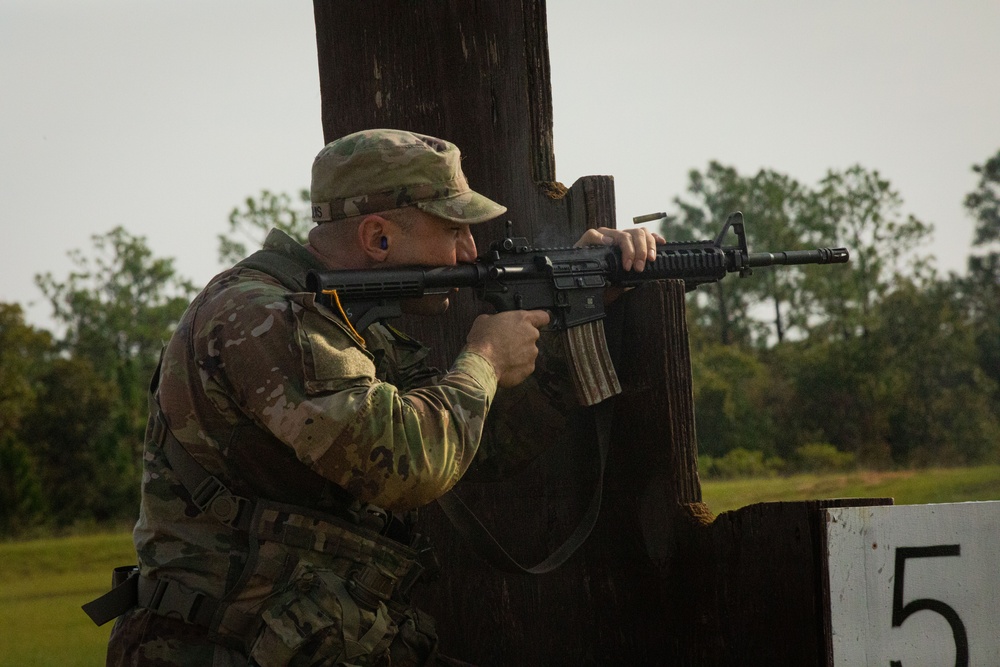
[436, 399, 612, 575]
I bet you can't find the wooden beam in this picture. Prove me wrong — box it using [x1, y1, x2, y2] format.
[312, 2, 704, 663]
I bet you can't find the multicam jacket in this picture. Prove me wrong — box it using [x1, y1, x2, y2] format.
[109, 229, 568, 666]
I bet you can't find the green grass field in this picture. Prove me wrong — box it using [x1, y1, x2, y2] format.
[700, 464, 1000, 514]
[0, 531, 135, 666]
[1, 465, 998, 665]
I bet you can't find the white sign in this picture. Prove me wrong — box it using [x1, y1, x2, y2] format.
[825, 501, 1000, 667]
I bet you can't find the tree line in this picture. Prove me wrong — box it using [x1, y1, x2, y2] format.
[672, 158, 1000, 476]
[1, 154, 997, 537]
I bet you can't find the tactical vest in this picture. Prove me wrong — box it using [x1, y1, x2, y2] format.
[84, 246, 436, 663]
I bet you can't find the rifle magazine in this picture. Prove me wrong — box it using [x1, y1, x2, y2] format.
[565, 321, 621, 406]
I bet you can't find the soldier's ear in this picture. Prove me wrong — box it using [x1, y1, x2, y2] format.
[358, 215, 391, 262]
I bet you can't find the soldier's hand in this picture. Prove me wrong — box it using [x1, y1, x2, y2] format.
[575, 227, 666, 304]
[574, 226, 665, 272]
[465, 310, 550, 387]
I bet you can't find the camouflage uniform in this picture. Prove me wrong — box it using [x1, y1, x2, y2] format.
[104, 131, 562, 666]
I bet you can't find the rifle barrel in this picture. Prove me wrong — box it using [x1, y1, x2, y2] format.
[746, 247, 849, 268]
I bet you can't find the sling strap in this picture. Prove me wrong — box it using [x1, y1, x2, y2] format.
[435, 399, 612, 575]
[151, 411, 256, 530]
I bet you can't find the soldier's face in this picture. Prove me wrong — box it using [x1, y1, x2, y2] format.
[391, 211, 478, 315]
[389, 213, 477, 267]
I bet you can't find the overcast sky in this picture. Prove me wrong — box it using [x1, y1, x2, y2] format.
[3, 0, 998, 330]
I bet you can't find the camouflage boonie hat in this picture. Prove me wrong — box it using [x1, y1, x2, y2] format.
[310, 129, 507, 224]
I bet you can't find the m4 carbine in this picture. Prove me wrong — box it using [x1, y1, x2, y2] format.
[307, 211, 849, 405]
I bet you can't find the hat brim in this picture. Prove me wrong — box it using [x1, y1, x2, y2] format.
[416, 190, 507, 224]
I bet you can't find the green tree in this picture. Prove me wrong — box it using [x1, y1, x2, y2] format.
[0, 303, 53, 435]
[35, 227, 196, 376]
[19, 357, 127, 525]
[667, 162, 766, 346]
[962, 149, 1000, 403]
[782, 276, 1000, 467]
[219, 188, 312, 264]
[965, 149, 1000, 247]
[32, 228, 196, 525]
[667, 163, 845, 346]
[870, 279, 1000, 464]
[35, 227, 197, 453]
[780, 335, 895, 465]
[690, 341, 793, 458]
[740, 169, 820, 343]
[0, 433, 45, 535]
[808, 165, 933, 340]
[0, 304, 52, 535]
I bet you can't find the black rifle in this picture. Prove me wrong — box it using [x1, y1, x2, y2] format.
[307, 211, 848, 404]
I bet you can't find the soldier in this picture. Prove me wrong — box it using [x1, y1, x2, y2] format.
[97, 129, 661, 665]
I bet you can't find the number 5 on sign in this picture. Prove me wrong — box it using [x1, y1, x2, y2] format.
[824, 502, 999, 667]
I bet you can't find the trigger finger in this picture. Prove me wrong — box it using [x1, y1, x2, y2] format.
[528, 309, 551, 329]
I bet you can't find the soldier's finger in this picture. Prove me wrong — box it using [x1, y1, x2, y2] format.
[524, 309, 551, 329]
[615, 232, 637, 271]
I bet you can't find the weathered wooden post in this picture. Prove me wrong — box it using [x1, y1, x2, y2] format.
[312, 2, 704, 663]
